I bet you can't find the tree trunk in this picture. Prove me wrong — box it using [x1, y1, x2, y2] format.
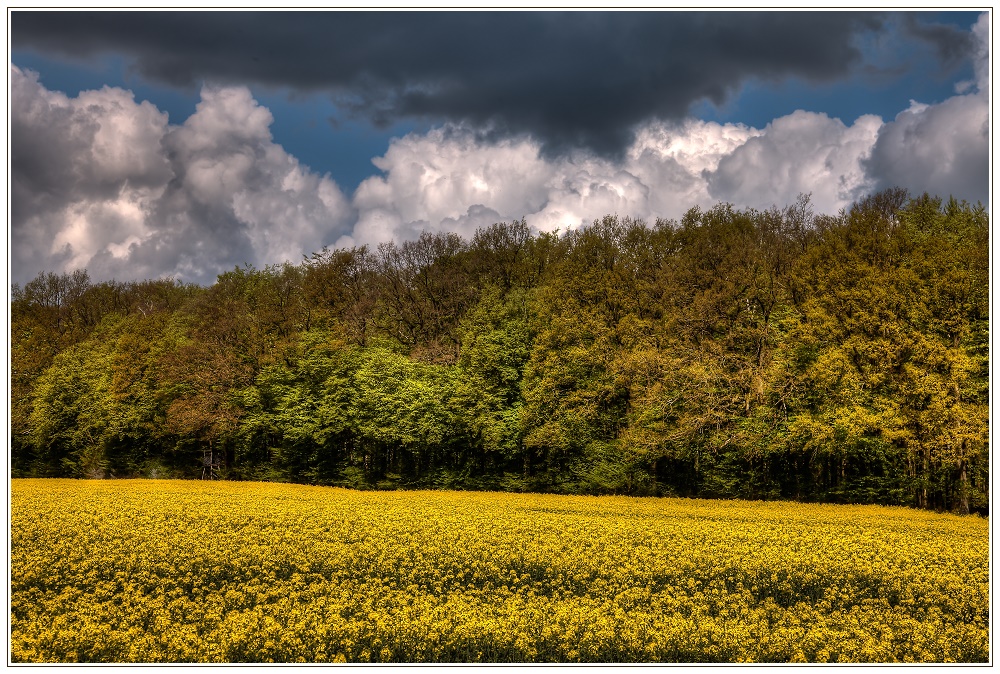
[958, 455, 970, 516]
[921, 449, 929, 509]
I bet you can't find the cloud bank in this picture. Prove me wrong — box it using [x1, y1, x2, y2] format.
[10, 13, 988, 286]
[11, 66, 352, 285]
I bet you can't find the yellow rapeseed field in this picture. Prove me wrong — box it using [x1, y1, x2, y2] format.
[10, 479, 989, 663]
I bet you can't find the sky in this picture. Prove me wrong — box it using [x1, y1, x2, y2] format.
[8, 9, 991, 287]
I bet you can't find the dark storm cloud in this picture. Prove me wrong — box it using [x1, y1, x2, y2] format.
[12, 10, 887, 157]
[901, 14, 976, 69]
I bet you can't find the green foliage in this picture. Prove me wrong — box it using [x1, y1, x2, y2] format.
[10, 192, 988, 513]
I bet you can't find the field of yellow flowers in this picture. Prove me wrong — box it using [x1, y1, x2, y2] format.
[10, 479, 989, 663]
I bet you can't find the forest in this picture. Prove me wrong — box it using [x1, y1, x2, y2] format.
[10, 189, 989, 514]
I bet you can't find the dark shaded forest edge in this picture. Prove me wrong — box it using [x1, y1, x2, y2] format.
[11, 189, 989, 514]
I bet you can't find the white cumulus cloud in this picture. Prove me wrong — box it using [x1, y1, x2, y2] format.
[10, 67, 353, 285]
[345, 128, 553, 247]
[11, 66, 172, 280]
[864, 12, 989, 206]
[706, 110, 883, 215]
[343, 111, 886, 248]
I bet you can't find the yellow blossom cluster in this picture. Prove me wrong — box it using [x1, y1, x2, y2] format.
[10, 479, 988, 663]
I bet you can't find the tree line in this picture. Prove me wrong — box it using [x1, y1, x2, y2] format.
[10, 189, 989, 513]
